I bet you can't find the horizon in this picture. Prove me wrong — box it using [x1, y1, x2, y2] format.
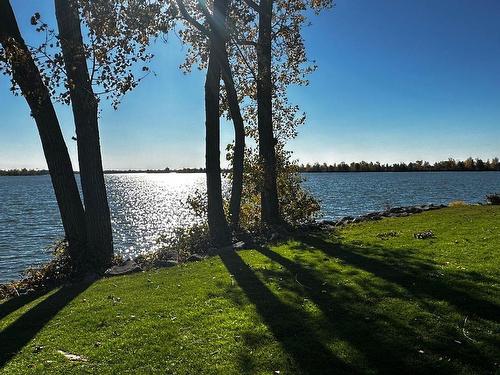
[1, 155, 499, 173]
[1, 0, 500, 169]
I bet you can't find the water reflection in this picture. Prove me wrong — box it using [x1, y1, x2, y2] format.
[1, 171, 499, 283]
[106, 173, 206, 257]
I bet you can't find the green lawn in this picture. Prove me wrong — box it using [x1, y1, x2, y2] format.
[1, 206, 499, 374]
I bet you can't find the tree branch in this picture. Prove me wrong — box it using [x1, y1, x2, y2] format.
[242, 0, 261, 13]
[175, 0, 210, 38]
[234, 38, 257, 47]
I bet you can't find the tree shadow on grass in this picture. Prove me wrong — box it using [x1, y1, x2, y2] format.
[254, 244, 496, 374]
[0, 290, 48, 321]
[0, 280, 93, 368]
[299, 234, 500, 324]
[219, 250, 353, 375]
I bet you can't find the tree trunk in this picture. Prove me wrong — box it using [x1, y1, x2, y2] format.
[210, 1, 245, 231]
[0, 0, 87, 268]
[223, 64, 245, 231]
[257, 0, 281, 226]
[55, 0, 113, 271]
[205, 45, 232, 246]
[204, 0, 233, 246]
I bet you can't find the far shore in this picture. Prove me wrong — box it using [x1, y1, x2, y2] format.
[2, 169, 500, 177]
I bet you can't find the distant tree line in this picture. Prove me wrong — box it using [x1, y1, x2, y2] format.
[0, 167, 209, 176]
[3, 157, 499, 177]
[0, 168, 50, 176]
[103, 167, 207, 174]
[299, 157, 500, 172]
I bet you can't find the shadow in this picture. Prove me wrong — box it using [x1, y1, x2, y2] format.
[0, 280, 93, 368]
[219, 250, 353, 374]
[0, 290, 48, 321]
[254, 246, 493, 374]
[299, 234, 500, 323]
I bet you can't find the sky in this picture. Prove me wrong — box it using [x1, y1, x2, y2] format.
[1, 0, 499, 170]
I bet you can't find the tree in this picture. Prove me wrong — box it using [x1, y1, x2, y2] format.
[178, 0, 332, 228]
[175, 0, 246, 239]
[464, 157, 475, 171]
[254, 0, 281, 226]
[202, 1, 233, 246]
[54, 0, 113, 270]
[231, 0, 331, 226]
[0, 0, 87, 269]
[18, 0, 160, 270]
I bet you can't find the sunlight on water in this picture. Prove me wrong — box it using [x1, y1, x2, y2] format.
[106, 173, 205, 257]
[1, 171, 499, 283]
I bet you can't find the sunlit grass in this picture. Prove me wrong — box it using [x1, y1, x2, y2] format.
[1, 206, 499, 374]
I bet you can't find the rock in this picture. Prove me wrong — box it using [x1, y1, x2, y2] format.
[157, 250, 178, 260]
[313, 203, 448, 231]
[414, 230, 435, 239]
[186, 254, 204, 262]
[407, 206, 423, 214]
[218, 241, 247, 253]
[321, 220, 336, 226]
[105, 259, 142, 276]
[233, 241, 246, 249]
[156, 260, 178, 268]
[323, 224, 336, 231]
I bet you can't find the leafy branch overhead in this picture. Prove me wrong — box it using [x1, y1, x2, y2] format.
[1, 1, 169, 109]
[174, 0, 332, 142]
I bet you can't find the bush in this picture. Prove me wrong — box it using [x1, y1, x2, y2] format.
[449, 200, 468, 207]
[232, 144, 321, 232]
[0, 240, 74, 300]
[486, 193, 500, 205]
[137, 223, 212, 268]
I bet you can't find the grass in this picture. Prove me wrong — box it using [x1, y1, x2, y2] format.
[1, 205, 499, 374]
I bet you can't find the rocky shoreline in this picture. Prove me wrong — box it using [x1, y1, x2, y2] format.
[316, 203, 448, 229]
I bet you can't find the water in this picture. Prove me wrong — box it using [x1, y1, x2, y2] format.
[302, 172, 500, 220]
[1, 172, 499, 283]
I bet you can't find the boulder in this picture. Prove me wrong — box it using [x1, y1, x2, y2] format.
[155, 260, 179, 268]
[414, 230, 435, 239]
[233, 241, 246, 250]
[186, 254, 205, 262]
[105, 259, 142, 276]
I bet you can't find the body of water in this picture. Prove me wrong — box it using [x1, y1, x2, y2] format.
[1, 172, 499, 283]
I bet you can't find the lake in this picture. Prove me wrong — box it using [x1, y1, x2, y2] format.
[1, 172, 499, 283]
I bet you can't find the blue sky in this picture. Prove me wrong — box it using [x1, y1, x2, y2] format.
[1, 0, 499, 169]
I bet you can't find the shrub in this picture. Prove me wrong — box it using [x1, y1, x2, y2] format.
[486, 193, 500, 205]
[0, 240, 74, 300]
[449, 200, 468, 207]
[138, 223, 212, 268]
[231, 144, 321, 232]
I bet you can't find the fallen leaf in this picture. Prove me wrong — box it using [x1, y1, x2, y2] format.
[57, 350, 88, 362]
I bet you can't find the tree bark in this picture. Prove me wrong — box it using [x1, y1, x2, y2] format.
[0, 0, 87, 266]
[257, 0, 281, 226]
[209, 1, 245, 231]
[222, 59, 245, 231]
[203, 0, 234, 246]
[176, 0, 245, 231]
[54, 0, 113, 271]
[205, 45, 232, 246]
